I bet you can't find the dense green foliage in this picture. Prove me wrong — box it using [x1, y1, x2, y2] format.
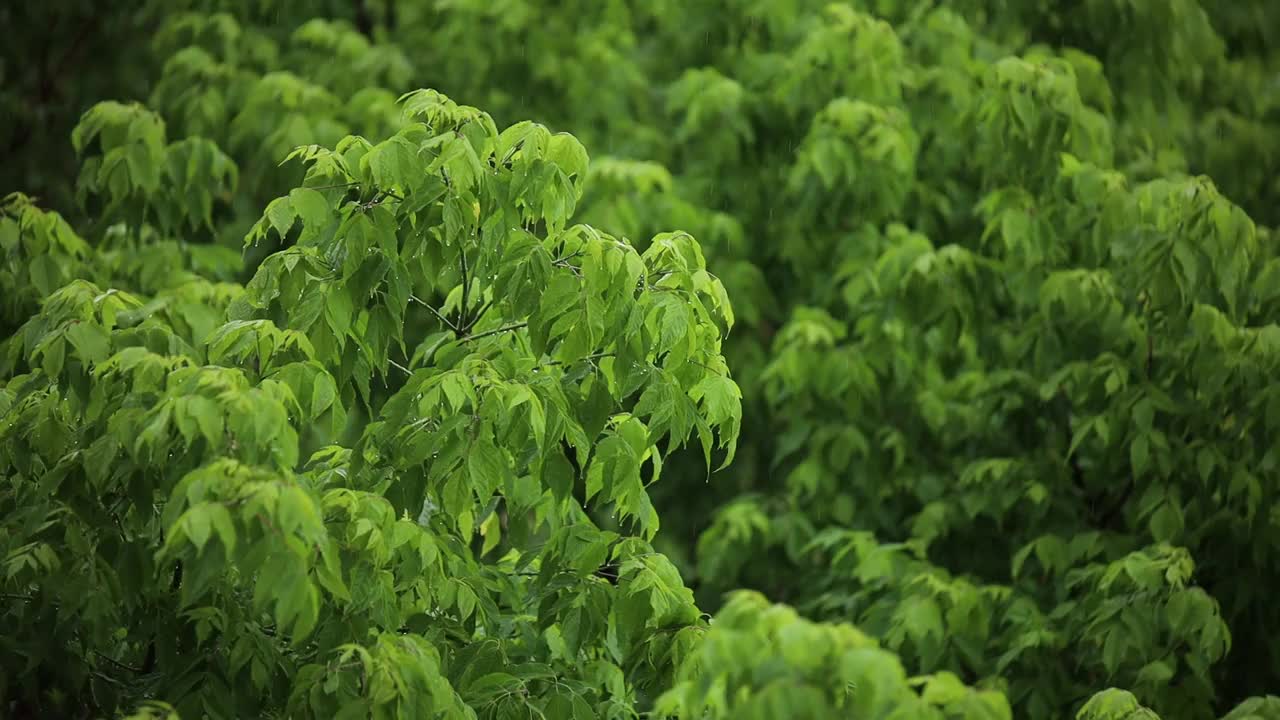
[3, 1, 1280, 718]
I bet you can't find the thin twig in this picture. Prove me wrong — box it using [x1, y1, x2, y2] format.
[552, 249, 584, 265]
[388, 358, 412, 376]
[357, 194, 403, 212]
[459, 244, 472, 329]
[545, 352, 614, 367]
[305, 181, 362, 191]
[89, 670, 126, 687]
[93, 651, 144, 674]
[463, 322, 527, 343]
[410, 294, 458, 332]
[462, 298, 493, 334]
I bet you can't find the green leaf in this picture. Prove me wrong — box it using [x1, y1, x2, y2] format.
[468, 436, 508, 502]
[1130, 433, 1150, 477]
[184, 505, 213, 554]
[290, 188, 330, 236]
[265, 196, 297, 239]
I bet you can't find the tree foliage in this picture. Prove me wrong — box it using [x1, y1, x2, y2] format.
[2, 1, 1279, 719]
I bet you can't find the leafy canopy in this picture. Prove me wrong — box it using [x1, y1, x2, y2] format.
[3, 1, 1280, 719]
